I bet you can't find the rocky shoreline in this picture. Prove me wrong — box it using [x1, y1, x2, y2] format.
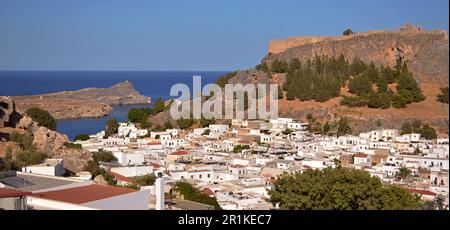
[9, 81, 151, 119]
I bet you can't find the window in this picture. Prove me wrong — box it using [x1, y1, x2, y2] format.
[199, 175, 202, 179]
[191, 175, 194, 179]
[207, 174, 210, 178]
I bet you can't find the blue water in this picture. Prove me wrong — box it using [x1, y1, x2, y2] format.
[0, 71, 226, 140]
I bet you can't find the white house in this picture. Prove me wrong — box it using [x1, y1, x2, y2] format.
[260, 134, 272, 143]
[209, 124, 228, 134]
[113, 151, 145, 166]
[21, 159, 65, 177]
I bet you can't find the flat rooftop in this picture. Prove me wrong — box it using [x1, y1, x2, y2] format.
[0, 172, 76, 192]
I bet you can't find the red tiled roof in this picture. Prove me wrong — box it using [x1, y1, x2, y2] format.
[31, 184, 138, 204]
[149, 142, 162, 145]
[110, 172, 138, 185]
[0, 188, 31, 198]
[203, 188, 215, 196]
[406, 189, 437, 196]
[149, 163, 161, 168]
[354, 153, 368, 158]
[170, 150, 190, 155]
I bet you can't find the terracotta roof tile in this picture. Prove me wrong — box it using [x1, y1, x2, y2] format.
[170, 150, 190, 155]
[0, 188, 31, 198]
[109, 172, 138, 185]
[31, 184, 137, 204]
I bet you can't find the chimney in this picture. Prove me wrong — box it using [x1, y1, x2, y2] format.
[155, 175, 165, 210]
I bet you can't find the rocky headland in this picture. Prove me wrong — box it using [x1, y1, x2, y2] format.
[10, 81, 151, 119]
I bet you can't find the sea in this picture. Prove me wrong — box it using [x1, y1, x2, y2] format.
[0, 71, 227, 140]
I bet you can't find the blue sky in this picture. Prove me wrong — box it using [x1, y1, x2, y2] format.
[0, 0, 448, 71]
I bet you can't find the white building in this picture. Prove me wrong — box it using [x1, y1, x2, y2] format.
[21, 159, 65, 177]
[113, 151, 145, 166]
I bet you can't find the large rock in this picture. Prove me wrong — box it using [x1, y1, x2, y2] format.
[52, 148, 93, 173]
[93, 175, 108, 185]
[31, 125, 93, 173]
[32, 126, 69, 155]
[0, 96, 22, 128]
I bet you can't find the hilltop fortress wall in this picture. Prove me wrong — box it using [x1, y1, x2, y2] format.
[264, 24, 449, 84]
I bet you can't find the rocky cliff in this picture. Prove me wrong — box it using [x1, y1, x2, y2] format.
[264, 24, 449, 84]
[10, 81, 151, 119]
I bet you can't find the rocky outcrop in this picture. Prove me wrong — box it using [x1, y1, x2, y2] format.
[30, 125, 92, 173]
[0, 96, 22, 128]
[32, 126, 70, 154]
[1, 98, 93, 172]
[93, 175, 108, 185]
[264, 24, 449, 84]
[11, 81, 151, 119]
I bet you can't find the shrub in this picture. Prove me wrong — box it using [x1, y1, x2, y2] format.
[74, 134, 90, 141]
[93, 150, 117, 163]
[174, 182, 222, 210]
[343, 29, 354, 36]
[105, 118, 119, 138]
[437, 87, 449, 104]
[26, 107, 56, 130]
[63, 142, 82, 149]
[128, 109, 148, 123]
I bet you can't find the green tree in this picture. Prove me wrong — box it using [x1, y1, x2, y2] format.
[420, 124, 437, 140]
[74, 134, 90, 141]
[397, 71, 425, 102]
[25, 107, 56, 130]
[396, 167, 412, 181]
[289, 58, 302, 71]
[199, 117, 215, 128]
[233, 145, 250, 153]
[128, 109, 147, 123]
[343, 29, 353, 36]
[105, 118, 119, 138]
[15, 149, 45, 166]
[336, 117, 352, 136]
[322, 122, 331, 135]
[152, 97, 166, 114]
[277, 85, 284, 99]
[63, 142, 82, 149]
[174, 182, 222, 210]
[340, 96, 367, 107]
[282, 129, 293, 135]
[215, 71, 238, 87]
[366, 92, 391, 109]
[93, 150, 117, 163]
[0, 148, 19, 171]
[131, 174, 157, 186]
[202, 129, 211, 136]
[255, 62, 270, 74]
[268, 168, 422, 210]
[164, 121, 173, 129]
[177, 118, 195, 130]
[271, 59, 289, 73]
[348, 74, 372, 96]
[437, 87, 449, 104]
[392, 94, 408, 108]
